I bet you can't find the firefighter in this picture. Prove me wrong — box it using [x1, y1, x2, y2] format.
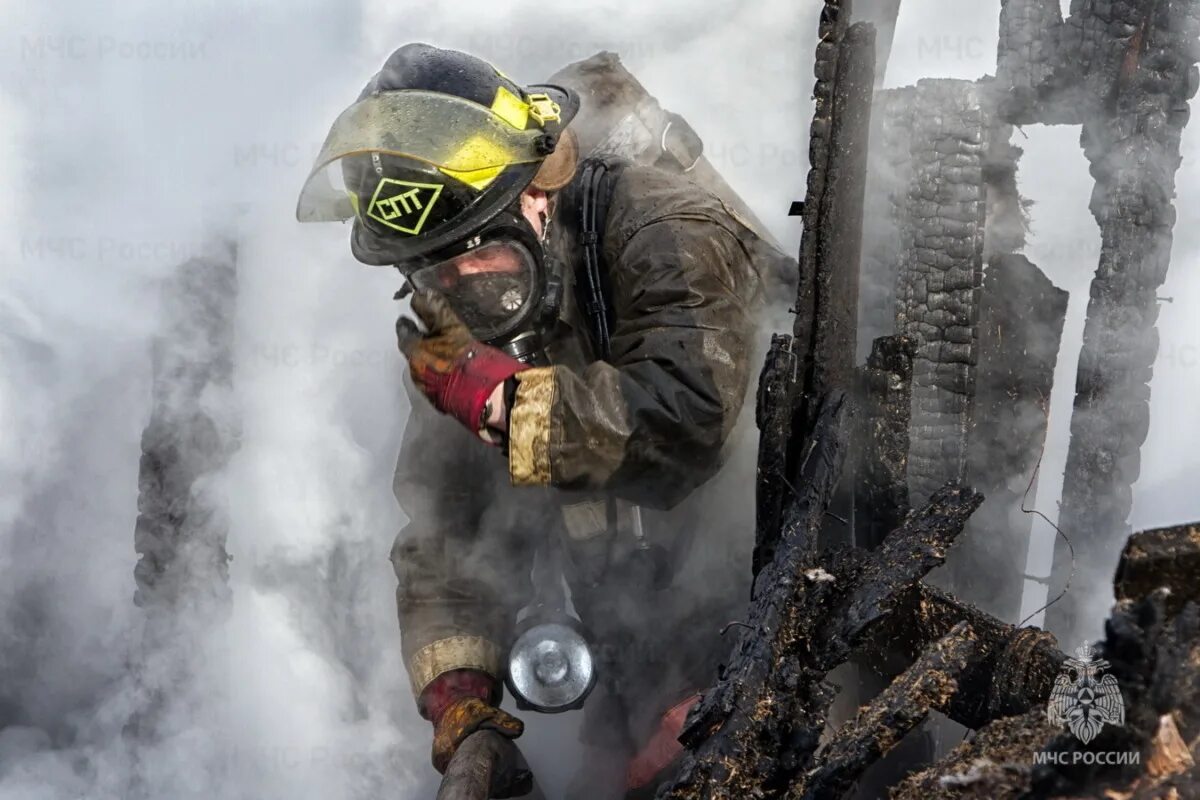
[297, 43, 767, 797]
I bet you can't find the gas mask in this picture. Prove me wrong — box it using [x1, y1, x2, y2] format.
[401, 206, 561, 366]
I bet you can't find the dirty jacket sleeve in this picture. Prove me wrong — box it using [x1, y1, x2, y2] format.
[391, 383, 534, 700]
[508, 166, 761, 509]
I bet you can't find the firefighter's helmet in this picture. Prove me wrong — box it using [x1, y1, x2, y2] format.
[297, 43, 580, 267]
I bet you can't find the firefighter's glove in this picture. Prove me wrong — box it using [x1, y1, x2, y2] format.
[431, 697, 525, 774]
[396, 290, 526, 439]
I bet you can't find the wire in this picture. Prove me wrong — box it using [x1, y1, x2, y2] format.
[1016, 393, 1076, 629]
[960, 394, 1072, 749]
[720, 620, 756, 637]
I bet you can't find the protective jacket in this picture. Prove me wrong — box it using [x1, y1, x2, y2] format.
[390, 160, 766, 754]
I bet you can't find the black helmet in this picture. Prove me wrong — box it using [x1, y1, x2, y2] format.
[297, 43, 580, 268]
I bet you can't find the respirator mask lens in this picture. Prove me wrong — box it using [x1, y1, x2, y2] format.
[408, 239, 539, 342]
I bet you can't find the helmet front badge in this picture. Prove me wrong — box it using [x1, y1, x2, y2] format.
[366, 178, 444, 235]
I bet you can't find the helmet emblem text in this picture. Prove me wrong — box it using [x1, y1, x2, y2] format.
[367, 178, 444, 235]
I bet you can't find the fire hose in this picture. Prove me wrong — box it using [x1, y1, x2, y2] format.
[435, 730, 546, 800]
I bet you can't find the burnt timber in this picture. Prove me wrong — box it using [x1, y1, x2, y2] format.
[658, 0, 1200, 797]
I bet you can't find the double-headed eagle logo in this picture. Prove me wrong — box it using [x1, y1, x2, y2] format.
[1047, 642, 1125, 744]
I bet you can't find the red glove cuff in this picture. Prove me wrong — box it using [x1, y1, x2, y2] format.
[418, 345, 527, 433]
[419, 669, 500, 724]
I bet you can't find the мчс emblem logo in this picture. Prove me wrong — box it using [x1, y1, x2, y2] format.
[366, 178, 443, 235]
[1047, 642, 1125, 744]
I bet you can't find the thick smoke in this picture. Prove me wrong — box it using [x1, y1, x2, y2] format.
[2, 1, 1199, 798]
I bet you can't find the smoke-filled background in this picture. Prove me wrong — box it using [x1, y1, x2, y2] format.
[0, 0, 1197, 797]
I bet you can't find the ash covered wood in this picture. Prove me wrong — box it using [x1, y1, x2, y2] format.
[854, 334, 914, 550]
[757, 0, 878, 568]
[755, 333, 801, 574]
[788, 622, 980, 800]
[895, 78, 989, 508]
[658, 469, 983, 799]
[793, 0, 878, 431]
[806, 19, 875, 412]
[1115, 522, 1200, 616]
[665, 505, 1200, 799]
[891, 585, 1200, 799]
[661, 392, 850, 799]
[666, 513, 1200, 799]
[868, 584, 1064, 730]
[658, 1, 1200, 795]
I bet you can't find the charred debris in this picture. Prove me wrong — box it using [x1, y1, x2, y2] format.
[657, 0, 1200, 797]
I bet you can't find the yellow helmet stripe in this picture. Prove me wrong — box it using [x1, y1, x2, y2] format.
[491, 86, 530, 130]
[439, 163, 505, 191]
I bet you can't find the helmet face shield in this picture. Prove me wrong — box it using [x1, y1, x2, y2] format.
[409, 238, 542, 342]
[297, 90, 550, 224]
[296, 63, 579, 265]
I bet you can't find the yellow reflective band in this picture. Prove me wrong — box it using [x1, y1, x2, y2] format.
[491, 86, 530, 130]
[408, 636, 503, 698]
[439, 163, 505, 191]
[527, 93, 561, 126]
[509, 367, 555, 486]
[366, 178, 443, 235]
[347, 191, 360, 216]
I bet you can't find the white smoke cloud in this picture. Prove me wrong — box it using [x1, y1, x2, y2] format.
[2, 1, 1198, 798]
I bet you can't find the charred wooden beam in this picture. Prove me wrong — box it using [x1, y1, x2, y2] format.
[661, 393, 848, 800]
[879, 516, 1200, 734]
[894, 588, 1200, 799]
[938, 254, 1067, 623]
[995, 0, 1075, 124]
[752, 0, 849, 552]
[890, 709, 1059, 799]
[830, 486, 984, 648]
[788, 622, 979, 800]
[759, 0, 877, 564]
[659, 475, 981, 800]
[1114, 522, 1200, 619]
[993, 0, 1199, 126]
[1047, 0, 1200, 648]
[793, 1, 877, 429]
[807, 20, 876, 411]
[866, 583, 1064, 730]
[895, 79, 988, 507]
[854, 334, 914, 550]
[793, 0, 852, 384]
[755, 334, 801, 575]
[777, 393, 853, 555]
[813, 19, 877, 554]
[1104, 593, 1200, 767]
